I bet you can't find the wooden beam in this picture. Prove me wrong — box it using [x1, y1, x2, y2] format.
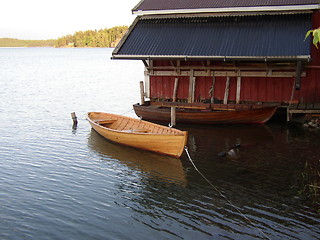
[224, 77, 230, 104]
[139, 81, 145, 105]
[142, 60, 149, 68]
[188, 70, 195, 103]
[210, 73, 215, 104]
[150, 70, 300, 78]
[170, 107, 176, 127]
[236, 71, 241, 104]
[172, 78, 179, 102]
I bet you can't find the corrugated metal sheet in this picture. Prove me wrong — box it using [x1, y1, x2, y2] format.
[133, 0, 319, 11]
[113, 14, 312, 59]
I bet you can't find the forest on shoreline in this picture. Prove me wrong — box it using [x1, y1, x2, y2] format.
[0, 38, 56, 47]
[0, 26, 128, 48]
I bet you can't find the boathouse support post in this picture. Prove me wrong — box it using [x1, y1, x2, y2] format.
[171, 107, 176, 127]
[139, 81, 145, 105]
[224, 76, 230, 104]
[188, 69, 195, 103]
[210, 72, 215, 104]
[236, 71, 241, 104]
[173, 78, 179, 102]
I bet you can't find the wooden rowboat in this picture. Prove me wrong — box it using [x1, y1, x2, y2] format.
[87, 112, 188, 158]
[133, 101, 277, 124]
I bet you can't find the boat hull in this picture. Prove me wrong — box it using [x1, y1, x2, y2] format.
[87, 112, 188, 158]
[133, 102, 277, 124]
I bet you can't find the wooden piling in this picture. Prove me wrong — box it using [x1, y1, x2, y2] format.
[224, 77, 230, 104]
[140, 81, 145, 105]
[71, 112, 78, 125]
[236, 71, 241, 104]
[171, 107, 176, 127]
[172, 78, 179, 102]
[210, 73, 215, 104]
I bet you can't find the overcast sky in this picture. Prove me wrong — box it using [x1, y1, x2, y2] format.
[1, 0, 139, 40]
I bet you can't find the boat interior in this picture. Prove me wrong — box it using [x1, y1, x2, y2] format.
[88, 112, 183, 135]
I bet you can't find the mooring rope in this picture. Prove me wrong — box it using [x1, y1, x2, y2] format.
[184, 146, 271, 240]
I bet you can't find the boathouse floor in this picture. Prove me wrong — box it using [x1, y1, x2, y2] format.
[287, 103, 320, 122]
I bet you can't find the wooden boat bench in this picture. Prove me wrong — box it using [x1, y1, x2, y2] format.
[95, 119, 116, 125]
[121, 129, 150, 133]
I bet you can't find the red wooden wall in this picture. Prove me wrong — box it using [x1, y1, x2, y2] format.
[149, 10, 320, 104]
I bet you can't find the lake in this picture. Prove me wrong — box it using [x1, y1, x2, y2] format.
[0, 47, 319, 240]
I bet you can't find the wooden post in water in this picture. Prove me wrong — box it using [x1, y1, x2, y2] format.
[171, 107, 176, 127]
[236, 71, 241, 104]
[210, 73, 215, 104]
[172, 78, 179, 102]
[139, 81, 145, 105]
[71, 112, 78, 126]
[224, 76, 230, 104]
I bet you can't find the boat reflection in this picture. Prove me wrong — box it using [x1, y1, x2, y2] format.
[182, 123, 275, 162]
[87, 130, 187, 186]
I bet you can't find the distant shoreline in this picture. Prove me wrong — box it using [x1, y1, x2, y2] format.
[1, 26, 128, 48]
[0, 38, 56, 48]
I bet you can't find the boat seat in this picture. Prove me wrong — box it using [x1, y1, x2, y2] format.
[121, 129, 149, 133]
[95, 119, 116, 125]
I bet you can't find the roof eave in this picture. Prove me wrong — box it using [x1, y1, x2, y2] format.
[112, 55, 311, 62]
[132, 4, 320, 15]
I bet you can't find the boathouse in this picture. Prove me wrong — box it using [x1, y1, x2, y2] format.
[112, 0, 320, 121]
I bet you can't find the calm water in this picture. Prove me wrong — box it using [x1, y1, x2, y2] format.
[0, 48, 319, 240]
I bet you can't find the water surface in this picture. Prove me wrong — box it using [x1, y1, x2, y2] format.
[0, 48, 319, 240]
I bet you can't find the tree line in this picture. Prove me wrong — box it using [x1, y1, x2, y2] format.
[55, 26, 128, 48]
[0, 38, 56, 47]
[0, 26, 128, 48]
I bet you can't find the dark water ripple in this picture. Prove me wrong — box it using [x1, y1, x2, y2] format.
[1, 48, 320, 240]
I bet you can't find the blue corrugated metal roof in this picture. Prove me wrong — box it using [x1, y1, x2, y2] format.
[112, 14, 312, 60]
[133, 0, 320, 11]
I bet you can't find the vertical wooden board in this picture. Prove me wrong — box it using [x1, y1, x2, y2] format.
[285, 78, 295, 102]
[257, 77, 265, 102]
[228, 77, 237, 101]
[302, 74, 314, 103]
[214, 77, 227, 101]
[276, 78, 286, 102]
[149, 76, 159, 99]
[176, 76, 189, 100]
[265, 78, 275, 102]
[260, 77, 268, 102]
[248, 78, 257, 101]
[240, 77, 250, 101]
[195, 76, 208, 101]
[163, 76, 170, 98]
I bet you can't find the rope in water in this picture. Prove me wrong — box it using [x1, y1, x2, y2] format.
[184, 146, 271, 240]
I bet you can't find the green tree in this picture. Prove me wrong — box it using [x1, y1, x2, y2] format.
[55, 26, 128, 48]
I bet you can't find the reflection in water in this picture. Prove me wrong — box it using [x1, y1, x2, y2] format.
[87, 129, 187, 186]
[87, 123, 320, 239]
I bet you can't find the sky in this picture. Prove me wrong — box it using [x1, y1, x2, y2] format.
[0, 0, 139, 40]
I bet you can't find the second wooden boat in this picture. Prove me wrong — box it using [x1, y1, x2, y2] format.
[133, 101, 277, 124]
[87, 112, 188, 158]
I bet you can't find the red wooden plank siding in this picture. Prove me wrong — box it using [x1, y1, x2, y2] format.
[149, 73, 320, 103]
[149, 11, 320, 104]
